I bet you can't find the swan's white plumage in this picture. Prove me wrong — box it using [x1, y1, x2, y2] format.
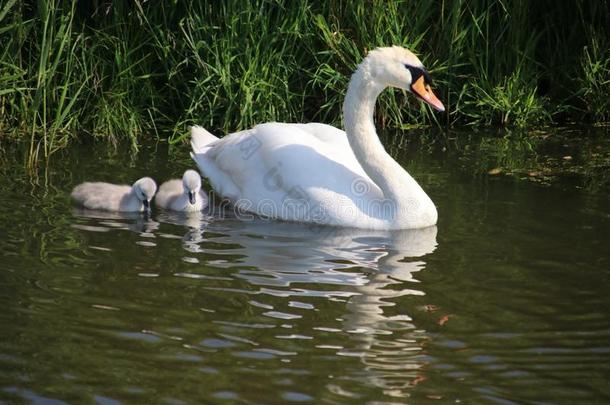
[71, 177, 157, 212]
[155, 170, 208, 212]
[191, 46, 442, 229]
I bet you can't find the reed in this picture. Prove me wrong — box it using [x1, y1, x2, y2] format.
[0, 0, 608, 164]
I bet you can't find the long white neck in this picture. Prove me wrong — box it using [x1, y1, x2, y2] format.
[342, 64, 436, 226]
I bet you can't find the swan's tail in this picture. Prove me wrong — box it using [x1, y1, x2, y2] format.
[190, 125, 219, 153]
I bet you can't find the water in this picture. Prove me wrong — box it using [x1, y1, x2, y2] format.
[1, 130, 609, 403]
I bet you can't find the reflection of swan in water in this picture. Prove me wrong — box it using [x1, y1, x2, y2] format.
[199, 216, 436, 293]
[155, 211, 211, 253]
[339, 227, 436, 399]
[72, 207, 211, 254]
[71, 208, 160, 235]
[72, 204, 436, 398]
[197, 217, 437, 399]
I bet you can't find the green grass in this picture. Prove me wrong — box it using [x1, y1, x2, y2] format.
[579, 38, 610, 123]
[0, 0, 608, 165]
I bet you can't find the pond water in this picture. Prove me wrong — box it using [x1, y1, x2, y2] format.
[0, 129, 609, 403]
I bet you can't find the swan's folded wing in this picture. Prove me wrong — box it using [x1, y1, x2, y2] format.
[194, 123, 383, 224]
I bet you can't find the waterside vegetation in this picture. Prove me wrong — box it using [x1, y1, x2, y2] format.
[0, 0, 608, 165]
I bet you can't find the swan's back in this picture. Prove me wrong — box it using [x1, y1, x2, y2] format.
[155, 179, 183, 209]
[71, 182, 132, 211]
[200, 122, 364, 179]
[191, 122, 391, 227]
[194, 123, 368, 201]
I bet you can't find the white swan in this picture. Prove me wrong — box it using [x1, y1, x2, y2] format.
[71, 177, 157, 212]
[155, 169, 208, 212]
[190, 46, 444, 230]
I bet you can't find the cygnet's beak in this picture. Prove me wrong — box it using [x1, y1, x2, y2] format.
[143, 199, 150, 210]
[188, 191, 196, 205]
[411, 76, 445, 112]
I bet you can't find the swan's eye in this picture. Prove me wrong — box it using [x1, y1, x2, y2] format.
[405, 65, 432, 85]
[405, 65, 422, 81]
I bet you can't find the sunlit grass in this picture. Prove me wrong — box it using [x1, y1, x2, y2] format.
[0, 0, 608, 165]
[579, 38, 610, 123]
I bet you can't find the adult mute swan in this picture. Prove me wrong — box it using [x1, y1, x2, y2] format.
[191, 46, 444, 230]
[155, 170, 208, 211]
[71, 177, 157, 212]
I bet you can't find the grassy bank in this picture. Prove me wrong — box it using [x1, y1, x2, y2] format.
[1, 0, 608, 164]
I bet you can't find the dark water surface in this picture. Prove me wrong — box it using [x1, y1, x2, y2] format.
[1, 129, 609, 403]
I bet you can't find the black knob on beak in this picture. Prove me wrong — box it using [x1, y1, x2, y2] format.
[143, 199, 150, 209]
[188, 191, 196, 205]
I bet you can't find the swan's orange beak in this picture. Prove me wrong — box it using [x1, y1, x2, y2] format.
[411, 76, 445, 112]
